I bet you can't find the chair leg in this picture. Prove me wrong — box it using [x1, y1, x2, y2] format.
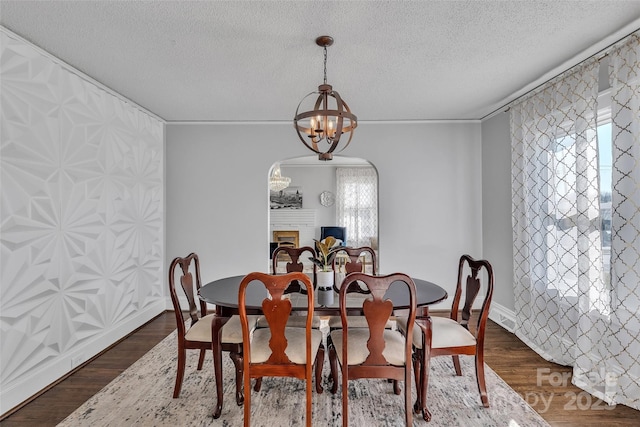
[412, 350, 422, 414]
[173, 347, 186, 398]
[243, 368, 252, 427]
[419, 317, 433, 422]
[253, 377, 262, 392]
[197, 349, 206, 370]
[230, 351, 244, 406]
[452, 355, 462, 376]
[342, 363, 349, 427]
[212, 339, 225, 419]
[306, 361, 313, 427]
[414, 347, 432, 421]
[315, 345, 325, 394]
[392, 379, 401, 395]
[388, 378, 400, 395]
[421, 349, 432, 422]
[475, 352, 489, 407]
[329, 342, 339, 394]
[404, 368, 413, 426]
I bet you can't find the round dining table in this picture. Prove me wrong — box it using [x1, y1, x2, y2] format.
[197, 273, 447, 419]
[199, 274, 448, 316]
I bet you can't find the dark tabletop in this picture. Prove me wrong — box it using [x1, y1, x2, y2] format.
[199, 274, 448, 315]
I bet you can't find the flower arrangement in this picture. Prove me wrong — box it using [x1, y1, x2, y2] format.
[309, 236, 341, 272]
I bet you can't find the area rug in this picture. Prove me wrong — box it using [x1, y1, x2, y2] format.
[58, 327, 550, 427]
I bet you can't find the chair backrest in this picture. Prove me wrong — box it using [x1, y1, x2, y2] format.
[332, 246, 377, 274]
[271, 245, 317, 274]
[271, 246, 317, 292]
[450, 254, 494, 337]
[338, 272, 416, 366]
[239, 272, 315, 365]
[332, 246, 378, 293]
[321, 226, 347, 246]
[168, 253, 206, 339]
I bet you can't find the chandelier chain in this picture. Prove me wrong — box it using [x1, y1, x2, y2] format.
[323, 46, 328, 85]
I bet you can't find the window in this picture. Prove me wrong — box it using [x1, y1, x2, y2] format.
[335, 167, 377, 247]
[597, 119, 612, 274]
[545, 93, 612, 299]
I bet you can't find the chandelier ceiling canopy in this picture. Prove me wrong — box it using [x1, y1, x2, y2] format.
[293, 36, 358, 161]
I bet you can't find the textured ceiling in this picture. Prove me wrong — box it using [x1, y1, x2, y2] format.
[1, 1, 640, 122]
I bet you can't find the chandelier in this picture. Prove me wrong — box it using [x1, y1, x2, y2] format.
[294, 36, 357, 161]
[269, 163, 291, 192]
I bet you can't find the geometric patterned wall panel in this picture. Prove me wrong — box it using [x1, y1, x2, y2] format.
[0, 28, 164, 405]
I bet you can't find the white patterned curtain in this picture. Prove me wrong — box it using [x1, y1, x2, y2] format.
[510, 31, 640, 411]
[335, 167, 377, 247]
[585, 32, 640, 410]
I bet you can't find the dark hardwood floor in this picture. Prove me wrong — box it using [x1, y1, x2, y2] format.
[1, 311, 638, 426]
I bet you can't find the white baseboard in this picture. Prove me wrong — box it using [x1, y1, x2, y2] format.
[489, 302, 516, 333]
[0, 301, 166, 417]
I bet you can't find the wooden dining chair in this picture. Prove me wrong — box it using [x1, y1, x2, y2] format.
[168, 253, 257, 419]
[261, 245, 322, 331]
[327, 246, 383, 327]
[255, 246, 323, 392]
[327, 248, 397, 393]
[328, 272, 417, 427]
[238, 272, 324, 427]
[331, 245, 377, 292]
[397, 254, 494, 421]
[271, 245, 318, 292]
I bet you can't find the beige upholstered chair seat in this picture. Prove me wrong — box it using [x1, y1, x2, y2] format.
[396, 316, 476, 350]
[257, 314, 321, 329]
[251, 327, 323, 364]
[185, 314, 258, 344]
[327, 315, 394, 329]
[329, 329, 406, 366]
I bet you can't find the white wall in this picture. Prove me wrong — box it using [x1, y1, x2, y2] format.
[481, 112, 515, 312]
[279, 164, 337, 244]
[0, 29, 165, 415]
[166, 121, 483, 307]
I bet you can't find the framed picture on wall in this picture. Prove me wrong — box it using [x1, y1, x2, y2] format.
[270, 186, 303, 209]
